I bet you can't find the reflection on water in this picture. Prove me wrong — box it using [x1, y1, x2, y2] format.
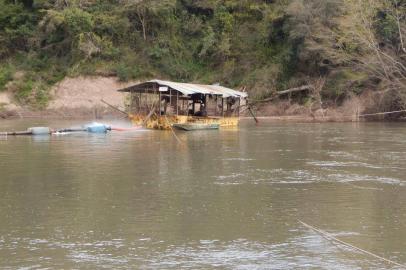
[0, 120, 406, 269]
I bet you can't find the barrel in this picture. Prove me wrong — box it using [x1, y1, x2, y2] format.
[86, 123, 111, 133]
[28, 127, 51, 135]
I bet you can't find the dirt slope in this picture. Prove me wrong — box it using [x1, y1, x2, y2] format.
[48, 76, 133, 110]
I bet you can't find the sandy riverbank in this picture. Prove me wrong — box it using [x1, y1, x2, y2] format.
[0, 76, 135, 119]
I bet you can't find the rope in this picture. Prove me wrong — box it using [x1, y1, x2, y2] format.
[164, 115, 182, 144]
[100, 99, 128, 116]
[142, 103, 157, 126]
[248, 106, 259, 124]
[298, 220, 406, 268]
[358, 109, 406, 117]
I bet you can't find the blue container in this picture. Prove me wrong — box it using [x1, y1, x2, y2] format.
[28, 127, 51, 135]
[85, 123, 110, 133]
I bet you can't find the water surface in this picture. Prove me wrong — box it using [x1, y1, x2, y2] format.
[0, 120, 405, 269]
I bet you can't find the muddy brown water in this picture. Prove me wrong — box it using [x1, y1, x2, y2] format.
[0, 119, 406, 269]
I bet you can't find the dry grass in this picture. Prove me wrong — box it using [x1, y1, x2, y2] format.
[253, 90, 380, 122]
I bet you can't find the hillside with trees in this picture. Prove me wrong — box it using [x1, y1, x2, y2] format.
[0, 0, 405, 116]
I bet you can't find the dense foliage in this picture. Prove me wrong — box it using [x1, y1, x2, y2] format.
[0, 0, 405, 111]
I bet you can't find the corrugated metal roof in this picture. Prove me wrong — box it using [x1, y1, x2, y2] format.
[117, 79, 248, 98]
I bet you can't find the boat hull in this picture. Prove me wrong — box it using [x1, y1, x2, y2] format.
[173, 123, 220, 131]
[129, 114, 239, 130]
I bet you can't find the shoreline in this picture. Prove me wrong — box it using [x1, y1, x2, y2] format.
[0, 107, 127, 120]
[0, 111, 391, 123]
[240, 115, 359, 122]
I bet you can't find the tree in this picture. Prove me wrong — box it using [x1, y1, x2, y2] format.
[339, 0, 406, 109]
[0, 0, 37, 58]
[124, 0, 176, 41]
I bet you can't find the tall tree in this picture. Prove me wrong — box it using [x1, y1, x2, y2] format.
[339, 0, 406, 108]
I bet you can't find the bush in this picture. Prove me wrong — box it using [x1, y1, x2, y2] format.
[15, 78, 34, 103]
[63, 8, 94, 36]
[13, 76, 51, 109]
[115, 64, 141, 82]
[375, 12, 398, 44]
[322, 69, 368, 104]
[34, 83, 49, 109]
[0, 65, 13, 91]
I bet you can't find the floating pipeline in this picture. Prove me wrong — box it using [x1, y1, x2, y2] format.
[0, 122, 142, 136]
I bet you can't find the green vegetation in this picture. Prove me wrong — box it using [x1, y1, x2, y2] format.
[0, 0, 405, 112]
[0, 64, 13, 91]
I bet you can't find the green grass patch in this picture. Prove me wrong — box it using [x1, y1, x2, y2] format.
[33, 82, 50, 109]
[0, 65, 14, 91]
[115, 63, 141, 82]
[14, 76, 51, 109]
[15, 78, 34, 103]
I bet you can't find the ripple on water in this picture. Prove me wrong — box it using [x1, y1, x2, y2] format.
[212, 167, 405, 187]
[220, 158, 256, 161]
[326, 173, 405, 186]
[214, 168, 321, 186]
[68, 250, 129, 267]
[140, 235, 389, 270]
[2, 233, 386, 269]
[307, 160, 385, 169]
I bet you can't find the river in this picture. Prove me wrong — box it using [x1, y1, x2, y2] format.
[0, 119, 405, 269]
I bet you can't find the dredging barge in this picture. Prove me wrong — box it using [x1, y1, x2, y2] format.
[117, 79, 248, 130]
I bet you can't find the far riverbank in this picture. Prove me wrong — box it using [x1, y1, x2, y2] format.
[0, 76, 399, 122]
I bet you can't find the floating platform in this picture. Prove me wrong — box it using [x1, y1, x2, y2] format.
[118, 79, 247, 130]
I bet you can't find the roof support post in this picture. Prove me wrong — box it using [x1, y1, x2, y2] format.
[146, 88, 149, 112]
[139, 92, 142, 114]
[130, 91, 133, 113]
[169, 89, 172, 115]
[214, 95, 218, 116]
[222, 98, 224, 117]
[159, 91, 161, 116]
[176, 91, 179, 116]
[237, 98, 240, 117]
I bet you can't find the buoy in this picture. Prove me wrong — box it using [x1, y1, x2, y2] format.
[28, 127, 51, 135]
[85, 122, 111, 133]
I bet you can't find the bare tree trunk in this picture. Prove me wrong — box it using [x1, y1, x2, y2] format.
[250, 85, 314, 103]
[394, 1, 406, 53]
[140, 17, 146, 41]
[136, 8, 147, 41]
